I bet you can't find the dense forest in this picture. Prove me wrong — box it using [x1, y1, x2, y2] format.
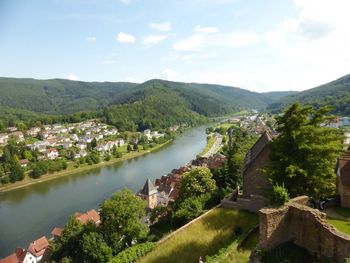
[267, 73, 350, 114]
[0, 77, 295, 131]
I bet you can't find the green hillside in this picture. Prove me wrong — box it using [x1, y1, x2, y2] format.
[0, 77, 137, 115]
[0, 77, 295, 130]
[267, 74, 350, 114]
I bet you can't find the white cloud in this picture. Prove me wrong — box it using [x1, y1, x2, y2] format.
[195, 25, 218, 34]
[86, 36, 96, 42]
[173, 35, 204, 51]
[67, 74, 79, 81]
[160, 68, 178, 81]
[258, 0, 350, 90]
[142, 35, 167, 46]
[116, 32, 135, 43]
[173, 31, 258, 51]
[150, 22, 171, 32]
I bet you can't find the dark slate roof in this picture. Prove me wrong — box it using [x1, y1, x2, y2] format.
[140, 178, 158, 195]
[243, 131, 273, 172]
[338, 155, 350, 187]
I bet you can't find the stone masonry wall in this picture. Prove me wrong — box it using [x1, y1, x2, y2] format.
[259, 196, 350, 262]
[243, 147, 271, 198]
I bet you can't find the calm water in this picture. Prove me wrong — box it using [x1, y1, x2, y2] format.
[0, 126, 207, 257]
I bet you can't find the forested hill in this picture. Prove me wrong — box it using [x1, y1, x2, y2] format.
[267, 74, 350, 114]
[0, 77, 137, 115]
[0, 77, 294, 130]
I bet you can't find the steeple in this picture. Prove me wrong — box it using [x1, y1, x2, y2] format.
[141, 178, 157, 196]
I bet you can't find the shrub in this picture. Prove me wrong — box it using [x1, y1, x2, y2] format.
[270, 184, 290, 206]
[110, 242, 155, 263]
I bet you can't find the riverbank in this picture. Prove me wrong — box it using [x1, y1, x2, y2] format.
[0, 140, 173, 193]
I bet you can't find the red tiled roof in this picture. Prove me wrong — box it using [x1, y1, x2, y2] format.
[0, 248, 25, 263]
[51, 227, 63, 237]
[75, 209, 100, 225]
[27, 236, 49, 257]
[19, 159, 29, 165]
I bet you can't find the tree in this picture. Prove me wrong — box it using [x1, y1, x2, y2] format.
[99, 189, 148, 253]
[89, 138, 97, 149]
[9, 164, 24, 182]
[127, 144, 132, 153]
[178, 167, 216, 200]
[81, 232, 113, 263]
[52, 216, 84, 260]
[173, 196, 203, 227]
[265, 103, 344, 198]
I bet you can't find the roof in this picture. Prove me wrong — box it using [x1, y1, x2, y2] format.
[337, 155, 350, 187]
[243, 131, 273, 172]
[19, 159, 29, 164]
[27, 236, 49, 257]
[0, 248, 25, 263]
[75, 209, 100, 225]
[140, 178, 158, 196]
[51, 227, 63, 237]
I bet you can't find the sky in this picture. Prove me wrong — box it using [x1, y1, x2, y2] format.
[1, 0, 350, 92]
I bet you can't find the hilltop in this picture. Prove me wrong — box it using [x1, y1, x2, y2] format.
[267, 73, 350, 114]
[0, 77, 293, 130]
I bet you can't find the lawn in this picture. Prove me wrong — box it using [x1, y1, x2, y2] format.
[327, 217, 350, 235]
[138, 208, 258, 263]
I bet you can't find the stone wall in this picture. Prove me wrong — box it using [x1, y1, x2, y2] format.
[243, 147, 271, 198]
[259, 196, 350, 262]
[221, 194, 267, 212]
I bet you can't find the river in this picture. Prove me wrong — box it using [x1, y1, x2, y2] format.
[0, 125, 207, 257]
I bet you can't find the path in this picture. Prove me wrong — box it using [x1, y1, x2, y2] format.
[203, 133, 223, 158]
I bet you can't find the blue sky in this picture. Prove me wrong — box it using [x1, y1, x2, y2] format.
[1, 0, 350, 92]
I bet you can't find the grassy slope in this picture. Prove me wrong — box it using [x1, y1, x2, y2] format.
[138, 208, 258, 263]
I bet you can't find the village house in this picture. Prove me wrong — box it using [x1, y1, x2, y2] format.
[7, 127, 18, 133]
[74, 209, 101, 226]
[138, 178, 158, 209]
[74, 150, 87, 159]
[51, 227, 63, 240]
[0, 248, 26, 263]
[29, 141, 47, 153]
[336, 154, 350, 208]
[23, 236, 50, 263]
[27, 127, 40, 137]
[76, 142, 87, 150]
[0, 133, 9, 145]
[47, 148, 59, 160]
[19, 159, 29, 168]
[11, 131, 24, 142]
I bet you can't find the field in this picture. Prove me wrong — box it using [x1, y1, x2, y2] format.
[138, 207, 258, 263]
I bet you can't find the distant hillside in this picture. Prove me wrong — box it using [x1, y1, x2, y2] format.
[267, 74, 350, 114]
[0, 77, 137, 115]
[0, 77, 295, 130]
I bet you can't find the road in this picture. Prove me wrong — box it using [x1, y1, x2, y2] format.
[203, 133, 223, 157]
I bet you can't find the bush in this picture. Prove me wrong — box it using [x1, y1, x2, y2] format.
[173, 196, 203, 227]
[270, 184, 290, 206]
[110, 242, 155, 263]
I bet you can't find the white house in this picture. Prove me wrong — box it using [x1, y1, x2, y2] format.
[47, 148, 59, 159]
[0, 133, 9, 145]
[23, 236, 50, 263]
[29, 141, 48, 152]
